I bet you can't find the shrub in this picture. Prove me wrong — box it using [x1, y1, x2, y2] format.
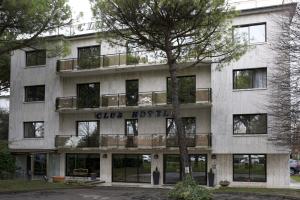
[0, 140, 15, 179]
[168, 175, 212, 200]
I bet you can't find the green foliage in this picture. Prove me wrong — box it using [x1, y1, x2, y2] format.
[169, 175, 212, 200]
[0, 109, 9, 140]
[0, 54, 10, 92]
[0, 140, 15, 179]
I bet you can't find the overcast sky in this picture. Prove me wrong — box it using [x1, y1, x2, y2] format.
[68, 0, 298, 24]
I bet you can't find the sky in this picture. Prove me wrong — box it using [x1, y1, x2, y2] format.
[68, 0, 299, 24]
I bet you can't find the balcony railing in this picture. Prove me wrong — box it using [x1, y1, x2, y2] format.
[56, 51, 167, 72]
[55, 133, 212, 149]
[56, 88, 211, 111]
[55, 135, 99, 148]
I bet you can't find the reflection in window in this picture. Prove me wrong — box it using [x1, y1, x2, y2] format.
[112, 154, 151, 183]
[78, 46, 100, 69]
[24, 122, 44, 138]
[126, 80, 139, 106]
[233, 154, 266, 182]
[77, 83, 100, 108]
[233, 23, 266, 44]
[167, 76, 196, 104]
[66, 153, 100, 177]
[76, 121, 99, 147]
[233, 68, 267, 89]
[26, 50, 46, 66]
[233, 114, 267, 135]
[34, 153, 47, 175]
[25, 85, 45, 102]
[125, 119, 138, 136]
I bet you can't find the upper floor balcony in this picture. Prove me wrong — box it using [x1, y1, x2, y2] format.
[55, 88, 212, 113]
[56, 51, 210, 76]
[55, 133, 212, 151]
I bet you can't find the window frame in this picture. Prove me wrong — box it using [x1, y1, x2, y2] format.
[233, 113, 268, 135]
[233, 154, 267, 182]
[76, 120, 100, 137]
[166, 117, 196, 136]
[166, 75, 196, 104]
[25, 49, 46, 67]
[77, 45, 101, 69]
[233, 22, 267, 44]
[125, 119, 138, 136]
[125, 79, 139, 106]
[23, 121, 45, 138]
[233, 68, 267, 90]
[76, 82, 100, 108]
[24, 85, 45, 102]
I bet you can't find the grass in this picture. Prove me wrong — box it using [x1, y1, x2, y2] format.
[0, 180, 82, 193]
[291, 175, 300, 183]
[214, 187, 300, 198]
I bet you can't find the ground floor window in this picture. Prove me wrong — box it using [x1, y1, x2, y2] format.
[66, 153, 100, 177]
[233, 154, 266, 182]
[164, 154, 207, 185]
[33, 153, 47, 175]
[112, 154, 151, 183]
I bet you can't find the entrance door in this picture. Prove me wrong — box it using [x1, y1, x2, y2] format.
[163, 154, 207, 185]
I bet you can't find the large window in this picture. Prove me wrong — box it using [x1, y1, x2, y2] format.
[167, 76, 196, 104]
[66, 153, 100, 177]
[78, 45, 100, 69]
[125, 119, 138, 136]
[233, 23, 266, 44]
[24, 85, 45, 102]
[166, 117, 196, 147]
[233, 154, 266, 182]
[164, 154, 207, 185]
[233, 114, 267, 135]
[33, 153, 47, 175]
[77, 83, 100, 108]
[233, 68, 267, 89]
[112, 154, 151, 183]
[126, 80, 139, 106]
[26, 50, 46, 66]
[24, 122, 44, 138]
[76, 121, 99, 147]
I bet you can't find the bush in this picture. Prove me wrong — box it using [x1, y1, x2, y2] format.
[0, 140, 15, 179]
[168, 175, 212, 200]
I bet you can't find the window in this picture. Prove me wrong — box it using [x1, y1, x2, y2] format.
[233, 23, 266, 44]
[233, 68, 267, 89]
[76, 121, 99, 147]
[26, 50, 46, 66]
[77, 83, 100, 108]
[166, 117, 196, 147]
[167, 76, 196, 104]
[24, 122, 44, 138]
[24, 85, 45, 102]
[66, 153, 100, 177]
[233, 154, 266, 182]
[112, 154, 151, 183]
[126, 80, 139, 106]
[33, 153, 47, 175]
[164, 154, 207, 185]
[78, 45, 100, 69]
[233, 114, 267, 135]
[125, 119, 138, 136]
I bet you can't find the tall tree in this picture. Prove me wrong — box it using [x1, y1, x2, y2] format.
[268, 4, 300, 154]
[0, 0, 72, 92]
[91, 0, 247, 179]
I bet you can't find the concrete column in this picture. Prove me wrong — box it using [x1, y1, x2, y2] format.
[151, 153, 163, 185]
[59, 153, 65, 176]
[100, 153, 112, 183]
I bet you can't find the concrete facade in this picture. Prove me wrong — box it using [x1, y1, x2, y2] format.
[9, 4, 294, 187]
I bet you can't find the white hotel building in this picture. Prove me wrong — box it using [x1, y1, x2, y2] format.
[9, 3, 295, 188]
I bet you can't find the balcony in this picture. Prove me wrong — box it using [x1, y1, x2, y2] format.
[56, 88, 212, 112]
[55, 135, 99, 148]
[55, 133, 212, 150]
[56, 51, 168, 74]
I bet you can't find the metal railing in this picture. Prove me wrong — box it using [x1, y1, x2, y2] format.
[55, 134, 99, 148]
[56, 51, 168, 72]
[55, 88, 211, 110]
[55, 133, 212, 149]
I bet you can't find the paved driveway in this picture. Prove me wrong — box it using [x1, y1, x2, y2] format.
[0, 187, 298, 200]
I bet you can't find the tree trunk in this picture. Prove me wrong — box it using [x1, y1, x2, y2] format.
[167, 58, 190, 180]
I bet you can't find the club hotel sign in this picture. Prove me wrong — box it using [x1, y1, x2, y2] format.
[95, 110, 174, 119]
